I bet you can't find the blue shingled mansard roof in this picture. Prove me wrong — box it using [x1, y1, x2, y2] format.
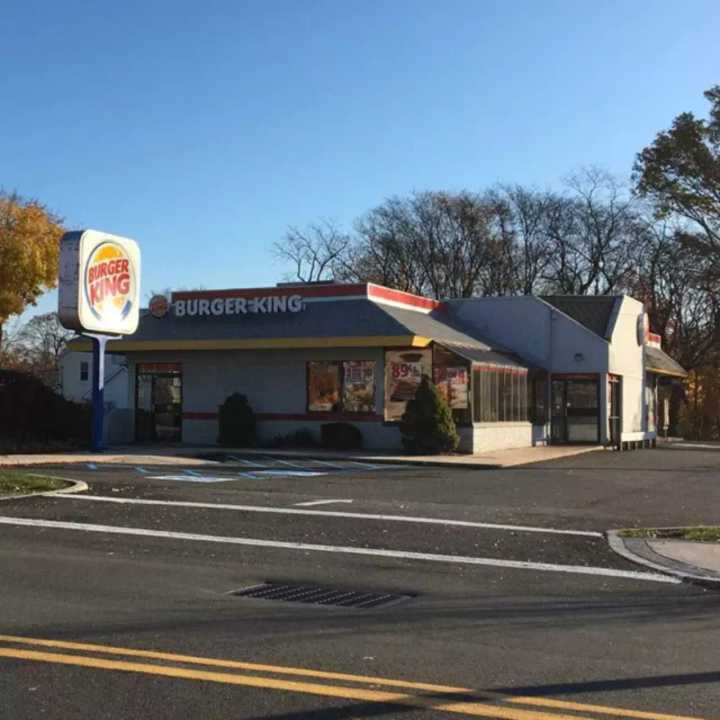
[100, 297, 531, 368]
[541, 295, 621, 339]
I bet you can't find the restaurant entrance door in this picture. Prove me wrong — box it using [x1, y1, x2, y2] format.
[550, 377, 600, 444]
[135, 363, 183, 442]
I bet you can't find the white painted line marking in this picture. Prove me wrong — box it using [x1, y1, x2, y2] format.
[670, 443, 720, 450]
[346, 461, 380, 469]
[294, 499, 354, 507]
[61, 494, 602, 538]
[271, 459, 310, 470]
[85, 463, 97, 470]
[183, 469, 201, 476]
[146, 475, 240, 483]
[253, 470, 325, 478]
[229, 458, 265, 467]
[0, 516, 678, 584]
[312, 460, 343, 469]
[134, 467, 148, 475]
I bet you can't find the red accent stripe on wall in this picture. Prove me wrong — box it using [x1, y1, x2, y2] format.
[368, 284, 443, 311]
[172, 284, 368, 302]
[648, 332, 662, 344]
[183, 411, 384, 423]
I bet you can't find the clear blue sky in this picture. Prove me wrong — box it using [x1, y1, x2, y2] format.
[3, 0, 718, 326]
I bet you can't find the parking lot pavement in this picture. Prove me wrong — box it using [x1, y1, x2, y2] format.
[3, 447, 720, 718]
[0, 454, 694, 582]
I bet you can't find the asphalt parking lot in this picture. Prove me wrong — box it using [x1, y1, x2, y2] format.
[2, 445, 720, 719]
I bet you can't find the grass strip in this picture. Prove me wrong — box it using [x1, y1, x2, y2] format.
[0, 471, 66, 497]
[620, 526, 720, 542]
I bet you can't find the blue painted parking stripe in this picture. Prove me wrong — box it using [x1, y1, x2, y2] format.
[86, 463, 97, 470]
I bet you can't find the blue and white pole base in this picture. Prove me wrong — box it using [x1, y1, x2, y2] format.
[86, 334, 120, 452]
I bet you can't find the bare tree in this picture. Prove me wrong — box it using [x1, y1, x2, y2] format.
[538, 168, 640, 294]
[345, 191, 516, 299]
[493, 185, 553, 295]
[274, 220, 351, 283]
[16, 312, 74, 387]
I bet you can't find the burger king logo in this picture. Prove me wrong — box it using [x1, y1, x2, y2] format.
[149, 294, 170, 319]
[84, 241, 136, 323]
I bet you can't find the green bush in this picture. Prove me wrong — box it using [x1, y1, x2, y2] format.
[399, 375, 459, 454]
[0, 370, 90, 451]
[269, 428, 318, 448]
[217, 393, 256, 447]
[321, 422, 363, 450]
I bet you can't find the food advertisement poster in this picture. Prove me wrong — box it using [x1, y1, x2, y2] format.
[384, 350, 432, 421]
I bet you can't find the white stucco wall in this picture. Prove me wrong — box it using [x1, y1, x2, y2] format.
[459, 423, 533, 453]
[607, 296, 646, 436]
[59, 350, 129, 408]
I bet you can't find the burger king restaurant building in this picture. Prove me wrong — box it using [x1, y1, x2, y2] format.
[68, 282, 686, 453]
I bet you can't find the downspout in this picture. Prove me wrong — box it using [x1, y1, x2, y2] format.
[547, 303, 554, 444]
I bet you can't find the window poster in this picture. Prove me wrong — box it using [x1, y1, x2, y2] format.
[307, 361, 341, 412]
[342, 361, 376, 412]
[384, 349, 432, 421]
[434, 366, 469, 409]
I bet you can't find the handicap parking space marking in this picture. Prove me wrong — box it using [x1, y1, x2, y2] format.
[146, 474, 243, 483]
[228, 456, 266, 467]
[85, 463, 98, 470]
[134, 467, 148, 475]
[239, 470, 327, 479]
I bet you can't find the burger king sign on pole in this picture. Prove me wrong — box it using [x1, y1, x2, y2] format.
[59, 229, 141, 451]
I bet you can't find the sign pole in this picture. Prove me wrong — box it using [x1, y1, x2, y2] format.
[87, 333, 120, 452]
[89, 334, 108, 452]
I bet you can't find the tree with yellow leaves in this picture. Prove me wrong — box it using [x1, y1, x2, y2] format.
[0, 191, 64, 353]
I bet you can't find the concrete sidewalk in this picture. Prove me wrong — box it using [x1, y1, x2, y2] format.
[609, 532, 720, 586]
[0, 443, 603, 469]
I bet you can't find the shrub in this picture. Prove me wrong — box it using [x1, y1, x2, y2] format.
[269, 428, 318, 448]
[217, 393, 256, 447]
[0, 369, 90, 451]
[321, 422, 363, 450]
[399, 375, 459, 454]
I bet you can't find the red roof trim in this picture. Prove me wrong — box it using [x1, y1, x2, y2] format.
[170, 282, 442, 311]
[367, 284, 442, 311]
[172, 284, 368, 301]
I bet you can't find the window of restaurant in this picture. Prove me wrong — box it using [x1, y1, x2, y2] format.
[432, 344, 471, 425]
[472, 366, 529, 423]
[307, 360, 376, 414]
[529, 371, 548, 426]
[384, 349, 432, 421]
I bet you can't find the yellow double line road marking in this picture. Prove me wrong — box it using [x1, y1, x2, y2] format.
[0, 634, 703, 720]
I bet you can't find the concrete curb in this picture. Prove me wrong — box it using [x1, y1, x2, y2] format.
[214, 452, 503, 470]
[0, 476, 88, 503]
[607, 530, 720, 589]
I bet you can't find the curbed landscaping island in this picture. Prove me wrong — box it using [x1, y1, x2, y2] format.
[0, 471, 67, 497]
[619, 527, 720, 542]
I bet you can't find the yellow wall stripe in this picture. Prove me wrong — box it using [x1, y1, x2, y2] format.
[67, 335, 432, 353]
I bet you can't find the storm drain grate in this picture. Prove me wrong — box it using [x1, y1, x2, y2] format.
[231, 583, 414, 609]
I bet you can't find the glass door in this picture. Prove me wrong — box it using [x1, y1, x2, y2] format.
[135, 364, 182, 442]
[551, 378, 600, 443]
